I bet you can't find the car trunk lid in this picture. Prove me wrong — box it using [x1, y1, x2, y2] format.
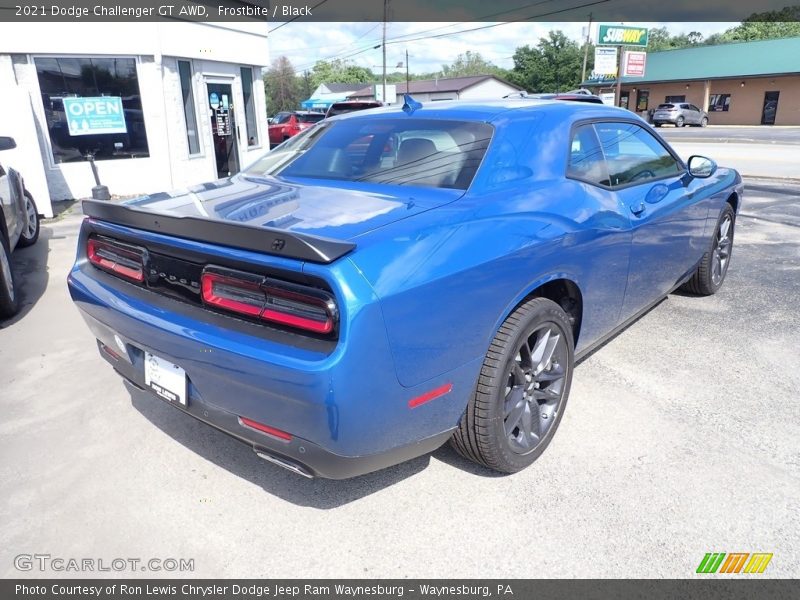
[83, 175, 462, 263]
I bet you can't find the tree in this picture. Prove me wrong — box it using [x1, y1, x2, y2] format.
[718, 13, 800, 42]
[439, 51, 508, 79]
[509, 30, 584, 93]
[646, 15, 800, 52]
[264, 56, 301, 114]
[645, 26, 704, 52]
[308, 59, 374, 89]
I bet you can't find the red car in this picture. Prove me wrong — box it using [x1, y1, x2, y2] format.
[268, 111, 324, 147]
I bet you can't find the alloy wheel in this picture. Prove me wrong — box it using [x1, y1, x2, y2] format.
[22, 197, 37, 240]
[503, 323, 569, 454]
[711, 215, 732, 286]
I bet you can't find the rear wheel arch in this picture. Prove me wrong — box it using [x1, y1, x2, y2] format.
[497, 277, 584, 349]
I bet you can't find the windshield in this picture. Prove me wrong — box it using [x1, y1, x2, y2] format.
[272, 112, 292, 124]
[245, 118, 493, 190]
[297, 113, 324, 124]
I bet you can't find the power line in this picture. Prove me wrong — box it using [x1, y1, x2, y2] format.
[268, 0, 330, 33]
[279, 0, 610, 76]
[276, 0, 571, 69]
[383, 0, 610, 47]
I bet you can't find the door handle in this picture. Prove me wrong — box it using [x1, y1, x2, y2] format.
[630, 202, 646, 217]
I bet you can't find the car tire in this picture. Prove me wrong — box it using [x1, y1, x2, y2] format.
[654, 123, 661, 127]
[450, 297, 574, 473]
[700, 117, 708, 128]
[16, 190, 40, 248]
[0, 229, 19, 319]
[676, 116, 685, 127]
[680, 204, 735, 296]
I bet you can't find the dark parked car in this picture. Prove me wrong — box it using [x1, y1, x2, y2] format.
[325, 101, 383, 118]
[68, 100, 741, 478]
[529, 93, 604, 104]
[652, 103, 708, 127]
[0, 136, 41, 318]
[504, 91, 604, 104]
[268, 111, 324, 147]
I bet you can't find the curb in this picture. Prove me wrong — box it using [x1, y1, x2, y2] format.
[741, 175, 800, 184]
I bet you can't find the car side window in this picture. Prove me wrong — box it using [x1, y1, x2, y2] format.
[567, 124, 609, 186]
[690, 104, 701, 112]
[593, 122, 682, 187]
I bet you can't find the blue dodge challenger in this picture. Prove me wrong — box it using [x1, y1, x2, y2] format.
[68, 98, 742, 478]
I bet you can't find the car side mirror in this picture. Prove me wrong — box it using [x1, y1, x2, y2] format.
[688, 155, 716, 178]
[0, 136, 16, 151]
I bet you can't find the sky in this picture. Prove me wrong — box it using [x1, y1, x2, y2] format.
[268, 22, 739, 76]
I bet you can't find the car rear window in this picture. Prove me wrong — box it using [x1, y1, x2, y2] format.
[327, 103, 382, 117]
[245, 118, 493, 190]
[272, 112, 292, 124]
[657, 104, 675, 109]
[297, 113, 324, 124]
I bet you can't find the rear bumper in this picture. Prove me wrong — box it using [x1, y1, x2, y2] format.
[67, 222, 476, 476]
[109, 344, 452, 479]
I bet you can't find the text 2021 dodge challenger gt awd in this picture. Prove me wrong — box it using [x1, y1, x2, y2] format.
[68, 99, 742, 478]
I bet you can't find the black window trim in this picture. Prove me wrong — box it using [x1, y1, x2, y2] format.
[178, 59, 202, 157]
[565, 117, 687, 192]
[240, 65, 261, 149]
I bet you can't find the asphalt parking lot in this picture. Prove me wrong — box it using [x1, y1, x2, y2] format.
[1, 178, 798, 579]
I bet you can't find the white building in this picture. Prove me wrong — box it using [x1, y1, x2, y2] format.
[0, 22, 269, 217]
[348, 75, 523, 105]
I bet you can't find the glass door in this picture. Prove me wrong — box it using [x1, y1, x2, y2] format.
[207, 83, 240, 178]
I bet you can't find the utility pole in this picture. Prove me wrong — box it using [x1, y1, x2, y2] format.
[405, 49, 409, 91]
[382, 0, 388, 104]
[615, 46, 625, 107]
[581, 13, 593, 85]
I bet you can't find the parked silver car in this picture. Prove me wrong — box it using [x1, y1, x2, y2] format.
[0, 136, 41, 318]
[652, 103, 708, 128]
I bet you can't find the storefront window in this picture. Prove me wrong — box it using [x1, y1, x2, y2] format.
[178, 60, 201, 155]
[709, 94, 731, 112]
[241, 67, 259, 147]
[35, 57, 149, 163]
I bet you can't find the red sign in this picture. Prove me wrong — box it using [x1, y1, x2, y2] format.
[624, 51, 647, 77]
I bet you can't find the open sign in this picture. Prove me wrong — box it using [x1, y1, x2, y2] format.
[62, 96, 128, 136]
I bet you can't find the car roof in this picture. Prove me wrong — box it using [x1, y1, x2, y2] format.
[326, 98, 634, 124]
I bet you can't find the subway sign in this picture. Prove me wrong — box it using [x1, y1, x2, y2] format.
[597, 25, 649, 47]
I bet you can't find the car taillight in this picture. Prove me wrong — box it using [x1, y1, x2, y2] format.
[201, 266, 337, 334]
[87, 237, 145, 283]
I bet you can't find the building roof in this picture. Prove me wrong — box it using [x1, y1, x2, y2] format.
[322, 83, 367, 93]
[348, 75, 522, 98]
[584, 36, 800, 86]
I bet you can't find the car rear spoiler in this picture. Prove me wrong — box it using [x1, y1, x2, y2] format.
[81, 199, 356, 264]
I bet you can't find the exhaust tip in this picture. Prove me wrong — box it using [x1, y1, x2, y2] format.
[255, 450, 314, 478]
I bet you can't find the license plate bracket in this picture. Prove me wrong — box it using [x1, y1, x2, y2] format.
[144, 352, 187, 406]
